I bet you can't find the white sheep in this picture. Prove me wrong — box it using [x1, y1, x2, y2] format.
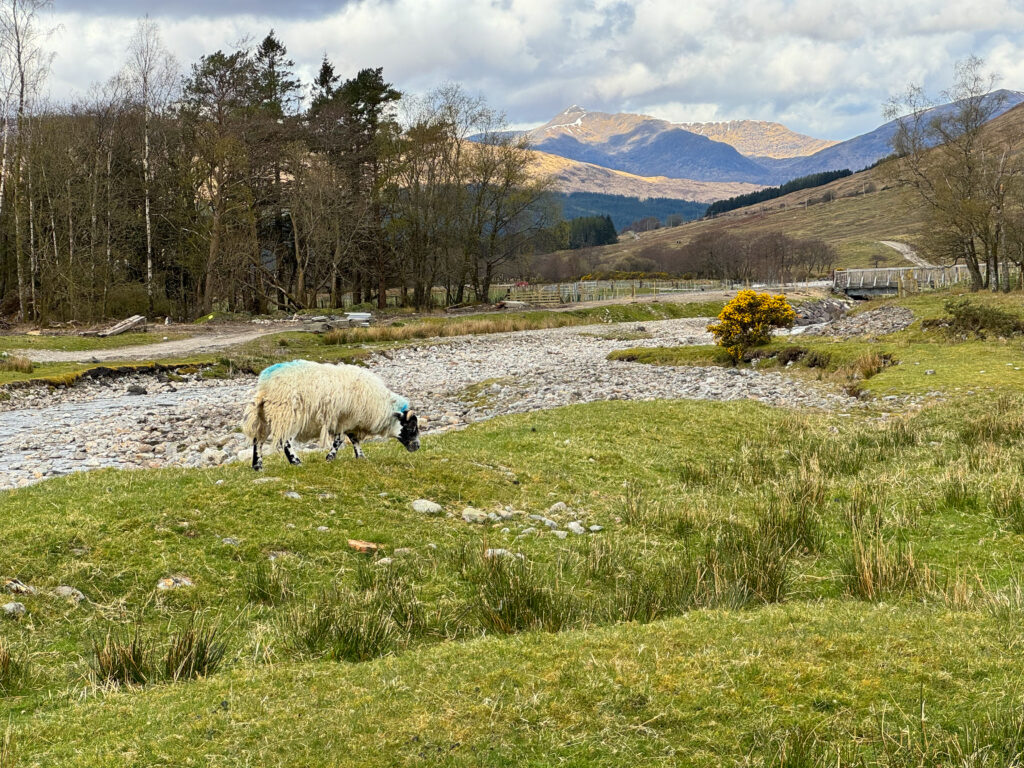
[241, 360, 420, 470]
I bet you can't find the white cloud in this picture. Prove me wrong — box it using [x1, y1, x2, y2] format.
[39, 0, 1024, 140]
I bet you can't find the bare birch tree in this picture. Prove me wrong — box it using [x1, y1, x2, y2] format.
[124, 16, 178, 314]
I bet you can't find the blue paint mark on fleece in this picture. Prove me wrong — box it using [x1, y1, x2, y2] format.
[392, 395, 409, 414]
[259, 360, 309, 382]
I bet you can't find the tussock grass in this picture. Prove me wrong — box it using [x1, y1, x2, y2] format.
[92, 628, 154, 687]
[244, 561, 293, 605]
[0, 638, 25, 695]
[847, 533, 932, 601]
[322, 301, 719, 345]
[282, 592, 400, 662]
[0, 356, 33, 373]
[164, 618, 227, 681]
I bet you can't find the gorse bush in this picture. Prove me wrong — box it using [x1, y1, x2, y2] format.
[707, 290, 795, 363]
[941, 297, 1024, 338]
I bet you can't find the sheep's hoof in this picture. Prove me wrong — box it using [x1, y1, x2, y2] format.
[252, 460, 263, 471]
[288, 457, 302, 466]
[325, 452, 337, 462]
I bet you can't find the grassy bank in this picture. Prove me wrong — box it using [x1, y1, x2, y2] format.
[5, 394, 1024, 764]
[611, 290, 1024, 398]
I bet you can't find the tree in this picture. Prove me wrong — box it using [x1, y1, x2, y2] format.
[124, 16, 178, 313]
[180, 49, 258, 313]
[0, 0, 52, 320]
[886, 57, 1022, 291]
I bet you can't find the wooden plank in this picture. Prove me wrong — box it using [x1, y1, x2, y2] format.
[97, 315, 146, 337]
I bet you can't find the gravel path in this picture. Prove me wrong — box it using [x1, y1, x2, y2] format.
[0, 316, 862, 490]
[879, 240, 935, 268]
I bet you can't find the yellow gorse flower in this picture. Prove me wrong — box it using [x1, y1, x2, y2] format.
[707, 290, 796, 363]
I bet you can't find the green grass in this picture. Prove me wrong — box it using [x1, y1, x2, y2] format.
[0, 330, 192, 352]
[611, 290, 1024, 398]
[7, 394, 1024, 764]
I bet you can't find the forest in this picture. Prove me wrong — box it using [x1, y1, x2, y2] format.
[0, 7, 556, 321]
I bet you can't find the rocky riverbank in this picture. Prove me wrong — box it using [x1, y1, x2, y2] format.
[1, 316, 865, 490]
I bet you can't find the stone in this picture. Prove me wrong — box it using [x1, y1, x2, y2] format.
[552, 530, 568, 539]
[156, 575, 193, 590]
[461, 507, 489, 524]
[484, 548, 524, 560]
[567, 521, 587, 535]
[221, 537, 240, 546]
[547, 501, 568, 515]
[126, 384, 147, 395]
[412, 499, 443, 515]
[2, 602, 26, 618]
[347, 539, 381, 553]
[54, 585, 86, 603]
[316, 526, 330, 532]
[283, 491, 302, 500]
[4, 578, 35, 595]
[589, 525, 604, 533]
[375, 557, 394, 566]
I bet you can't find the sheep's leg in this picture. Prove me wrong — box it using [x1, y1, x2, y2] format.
[346, 433, 365, 459]
[283, 440, 302, 466]
[325, 434, 344, 461]
[251, 440, 263, 471]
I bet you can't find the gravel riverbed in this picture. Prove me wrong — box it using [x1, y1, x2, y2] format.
[0, 317, 864, 490]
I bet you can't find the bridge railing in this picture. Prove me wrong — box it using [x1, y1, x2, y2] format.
[834, 265, 974, 293]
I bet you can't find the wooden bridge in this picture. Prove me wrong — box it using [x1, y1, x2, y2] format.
[833, 265, 973, 298]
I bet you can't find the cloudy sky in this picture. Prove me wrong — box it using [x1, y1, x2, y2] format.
[42, 0, 1024, 140]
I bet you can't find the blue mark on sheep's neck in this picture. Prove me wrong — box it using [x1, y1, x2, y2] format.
[392, 395, 410, 414]
[259, 360, 310, 382]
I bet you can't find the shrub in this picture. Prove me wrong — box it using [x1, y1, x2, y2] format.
[943, 297, 1024, 338]
[706, 290, 795, 363]
[802, 350, 832, 369]
[776, 346, 808, 365]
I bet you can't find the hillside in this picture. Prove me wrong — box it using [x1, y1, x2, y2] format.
[676, 119, 838, 158]
[528, 147, 762, 203]
[539, 164, 926, 273]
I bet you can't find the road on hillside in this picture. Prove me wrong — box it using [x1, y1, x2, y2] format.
[879, 241, 935, 268]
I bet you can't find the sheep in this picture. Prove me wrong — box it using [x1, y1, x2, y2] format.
[241, 360, 420, 470]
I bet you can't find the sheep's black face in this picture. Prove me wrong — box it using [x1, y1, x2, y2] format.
[397, 411, 420, 452]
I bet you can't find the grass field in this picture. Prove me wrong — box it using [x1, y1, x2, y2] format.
[0, 330, 192, 353]
[5, 387, 1024, 764]
[7, 290, 1024, 765]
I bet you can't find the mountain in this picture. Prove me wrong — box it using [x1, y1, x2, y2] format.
[757, 89, 1024, 179]
[528, 106, 781, 184]
[674, 120, 838, 159]
[527, 92, 1024, 193]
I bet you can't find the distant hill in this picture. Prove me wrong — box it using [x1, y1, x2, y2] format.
[525, 93, 1024, 191]
[529, 106, 780, 184]
[527, 148, 763, 203]
[552, 192, 707, 232]
[757, 89, 1024, 179]
[675, 120, 838, 159]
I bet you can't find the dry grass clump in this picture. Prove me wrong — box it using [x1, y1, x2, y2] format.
[323, 315, 570, 345]
[0, 355, 33, 373]
[847, 533, 932, 601]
